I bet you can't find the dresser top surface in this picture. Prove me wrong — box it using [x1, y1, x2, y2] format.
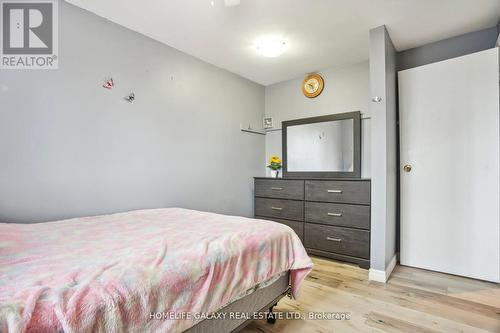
[254, 177, 371, 182]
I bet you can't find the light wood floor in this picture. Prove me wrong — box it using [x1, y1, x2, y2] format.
[241, 257, 500, 333]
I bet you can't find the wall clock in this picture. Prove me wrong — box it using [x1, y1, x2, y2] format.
[302, 73, 324, 98]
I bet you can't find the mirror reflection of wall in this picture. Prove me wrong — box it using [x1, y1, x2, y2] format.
[287, 119, 354, 172]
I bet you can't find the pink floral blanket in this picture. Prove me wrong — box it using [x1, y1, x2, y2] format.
[0, 208, 312, 332]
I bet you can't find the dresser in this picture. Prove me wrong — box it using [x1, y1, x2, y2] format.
[254, 177, 371, 269]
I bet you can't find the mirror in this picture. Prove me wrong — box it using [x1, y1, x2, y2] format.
[287, 119, 354, 172]
[283, 112, 361, 178]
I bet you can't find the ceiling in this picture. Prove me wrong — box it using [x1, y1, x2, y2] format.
[66, 0, 500, 85]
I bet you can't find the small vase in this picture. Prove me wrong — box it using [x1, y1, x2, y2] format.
[271, 170, 280, 178]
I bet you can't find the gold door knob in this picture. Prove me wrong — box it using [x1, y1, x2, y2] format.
[403, 164, 412, 172]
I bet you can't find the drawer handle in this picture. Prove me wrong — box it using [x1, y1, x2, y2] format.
[326, 237, 342, 242]
[327, 212, 343, 217]
[271, 206, 283, 211]
[271, 187, 284, 191]
[327, 189, 343, 194]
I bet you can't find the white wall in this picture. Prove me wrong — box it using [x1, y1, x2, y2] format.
[0, 2, 265, 223]
[264, 61, 370, 177]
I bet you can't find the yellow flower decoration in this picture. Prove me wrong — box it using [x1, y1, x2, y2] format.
[270, 155, 281, 164]
[267, 155, 282, 172]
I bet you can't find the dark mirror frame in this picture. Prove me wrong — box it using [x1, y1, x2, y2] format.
[282, 111, 361, 178]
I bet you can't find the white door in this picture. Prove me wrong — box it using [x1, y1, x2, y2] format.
[399, 48, 500, 282]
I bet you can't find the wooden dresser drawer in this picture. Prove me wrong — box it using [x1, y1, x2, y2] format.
[256, 216, 304, 241]
[305, 180, 370, 205]
[255, 198, 304, 221]
[305, 202, 370, 230]
[304, 223, 370, 259]
[255, 179, 304, 200]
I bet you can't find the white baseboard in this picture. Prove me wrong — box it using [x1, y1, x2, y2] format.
[368, 254, 397, 283]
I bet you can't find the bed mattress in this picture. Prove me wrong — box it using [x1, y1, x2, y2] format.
[0, 208, 312, 333]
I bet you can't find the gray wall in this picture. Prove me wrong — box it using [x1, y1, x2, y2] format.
[264, 61, 371, 178]
[0, 2, 265, 223]
[397, 26, 499, 71]
[369, 25, 397, 272]
[496, 19, 500, 46]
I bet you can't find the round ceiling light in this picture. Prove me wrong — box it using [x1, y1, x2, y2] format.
[254, 36, 288, 58]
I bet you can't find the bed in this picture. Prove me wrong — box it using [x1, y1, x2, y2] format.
[0, 208, 313, 332]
